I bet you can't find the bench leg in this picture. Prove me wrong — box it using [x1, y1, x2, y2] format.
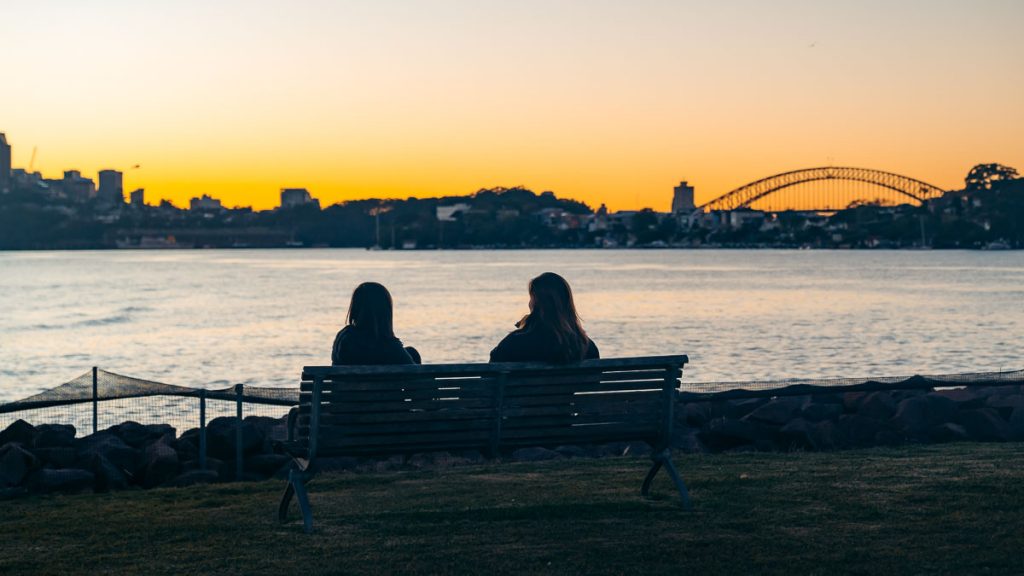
[279, 469, 315, 533]
[278, 480, 295, 524]
[293, 472, 314, 534]
[641, 449, 692, 510]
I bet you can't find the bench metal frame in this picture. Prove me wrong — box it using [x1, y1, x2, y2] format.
[279, 355, 690, 533]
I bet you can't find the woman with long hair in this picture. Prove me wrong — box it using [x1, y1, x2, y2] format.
[332, 282, 421, 365]
[490, 272, 599, 363]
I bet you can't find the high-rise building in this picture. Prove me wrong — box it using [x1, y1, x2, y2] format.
[672, 181, 696, 213]
[129, 188, 145, 207]
[280, 188, 320, 209]
[98, 169, 124, 205]
[0, 133, 11, 194]
[62, 170, 96, 202]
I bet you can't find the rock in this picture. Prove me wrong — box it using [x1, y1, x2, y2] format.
[244, 453, 292, 477]
[91, 454, 131, 492]
[206, 417, 265, 460]
[779, 418, 815, 450]
[33, 424, 76, 448]
[727, 398, 769, 419]
[986, 394, 1024, 419]
[923, 394, 959, 424]
[699, 417, 763, 452]
[842, 392, 868, 412]
[27, 468, 94, 494]
[671, 424, 704, 450]
[141, 441, 179, 488]
[958, 409, 1009, 442]
[1008, 407, 1024, 441]
[554, 445, 589, 458]
[809, 421, 844, 450]
[890, 393, 959, 440]
[681, 402, 712, 427]
[837, 415, 884, 447]
[745, 397, 803, 425]
[0, 420, 36, 447]
[622, 441, 652, 457]
[172, 437, 200, 461]
[511, 447, 562, 462]
[671, 429, 705, 454]
[33, 447, 78, 469]
[801, 399, 843, 423]
[244, 416, 285, 444]
[928, 423, 970, 443]
[76, 432, 141, 474]
[106, 422, 176, 449]
[891, 396, 932, 438]
[0, 443, 39, 487]
[165, 469, 219, 487]
[858, 392, 898, 420]
[933, 388, 986, 409]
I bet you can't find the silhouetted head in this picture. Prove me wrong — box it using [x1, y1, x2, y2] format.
[521, 272, 589, 362]
[346, 282, 395, 339]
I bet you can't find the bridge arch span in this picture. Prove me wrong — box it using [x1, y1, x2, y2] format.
[699, 167, 946, 212]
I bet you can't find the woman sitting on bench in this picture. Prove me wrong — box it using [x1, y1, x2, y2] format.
[490, 272, 599, 363]
[332, 282, 421, 365]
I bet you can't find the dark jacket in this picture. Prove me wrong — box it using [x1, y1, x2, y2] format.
[331, 325, 419, 365]
[489, 324, 599, 364]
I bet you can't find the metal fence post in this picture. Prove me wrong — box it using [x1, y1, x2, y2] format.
[92, 367, 98, 434]
[199, 389, 207, 470]
[235, 384, 244, 481]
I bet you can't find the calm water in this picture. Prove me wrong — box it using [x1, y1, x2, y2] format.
[1, 249, 1022, 402]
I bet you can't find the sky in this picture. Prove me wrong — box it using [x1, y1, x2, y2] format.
[2, 0, 1022, 211]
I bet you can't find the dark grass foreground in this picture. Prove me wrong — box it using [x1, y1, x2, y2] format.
[2, 443, 1022, 575]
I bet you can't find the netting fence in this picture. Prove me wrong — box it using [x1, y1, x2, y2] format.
[0, 369, 299, 479]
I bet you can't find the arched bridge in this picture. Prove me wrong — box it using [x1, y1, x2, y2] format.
[699, 167, 947, 212]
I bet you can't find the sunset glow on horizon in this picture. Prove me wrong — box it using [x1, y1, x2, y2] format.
[3, 0, 1023, 211]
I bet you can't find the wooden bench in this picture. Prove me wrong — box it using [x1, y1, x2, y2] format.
[279, 355, 690, 532]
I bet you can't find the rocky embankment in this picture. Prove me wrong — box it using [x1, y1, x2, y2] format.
[1, 384, 1022, 498]
[676, 384, 1024, 452]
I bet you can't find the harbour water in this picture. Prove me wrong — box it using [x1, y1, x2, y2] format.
[1, 249, 1022, 402]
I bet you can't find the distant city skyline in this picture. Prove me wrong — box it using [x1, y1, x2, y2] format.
[2, 0, 1022, 211]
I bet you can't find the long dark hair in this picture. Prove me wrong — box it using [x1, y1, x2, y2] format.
[518, 272, 589, 362]
[346, 282, 395, 339]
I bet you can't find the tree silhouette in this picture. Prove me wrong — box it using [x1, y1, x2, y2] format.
[965, 164, 1019, 191]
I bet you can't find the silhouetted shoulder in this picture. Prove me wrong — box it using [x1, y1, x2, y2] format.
[489, 326, 598, 363]
[332, 326, 416, 365]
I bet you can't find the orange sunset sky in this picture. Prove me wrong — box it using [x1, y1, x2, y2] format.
[2, 0, 1023, 211]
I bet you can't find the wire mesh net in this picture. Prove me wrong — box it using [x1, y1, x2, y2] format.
[0, 369, 298, 432]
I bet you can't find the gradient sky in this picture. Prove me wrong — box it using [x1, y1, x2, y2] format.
[3, 0, 1022, 211]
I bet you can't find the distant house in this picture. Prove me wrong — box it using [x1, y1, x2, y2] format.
[190, 194, 223, 212]
[436, 203, 470, 222]
[280, 188, 320, 209]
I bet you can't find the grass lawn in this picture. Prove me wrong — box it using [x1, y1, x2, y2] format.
[2, 442, 1022, 575]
